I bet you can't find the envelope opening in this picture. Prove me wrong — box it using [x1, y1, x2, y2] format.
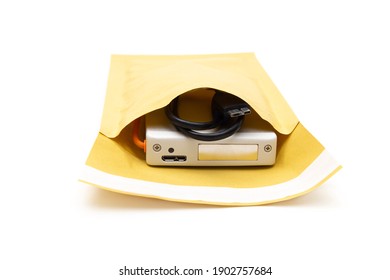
[124, 87, 278, 136]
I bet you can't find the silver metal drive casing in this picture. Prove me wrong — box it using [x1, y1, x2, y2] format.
[145, 107, 277, 167]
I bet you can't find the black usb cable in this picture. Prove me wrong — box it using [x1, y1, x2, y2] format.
[165, 90, 251, 141]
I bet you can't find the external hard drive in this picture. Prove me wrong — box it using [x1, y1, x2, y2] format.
[145, 106, 277, 167]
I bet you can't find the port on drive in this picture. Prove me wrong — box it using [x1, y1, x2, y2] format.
[161, 155, 187, 162]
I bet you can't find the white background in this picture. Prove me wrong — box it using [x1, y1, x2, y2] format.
[1, 1, 389, 279]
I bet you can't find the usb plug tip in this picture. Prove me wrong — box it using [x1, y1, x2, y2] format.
[228, 107, 251, 118]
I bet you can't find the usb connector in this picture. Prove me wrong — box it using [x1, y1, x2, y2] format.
[227, 107, 251, 118]
[212, 91, 251, 118]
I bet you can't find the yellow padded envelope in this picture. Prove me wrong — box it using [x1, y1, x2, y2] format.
[80, 53, 341, 205]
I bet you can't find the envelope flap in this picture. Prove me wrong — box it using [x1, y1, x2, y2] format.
[100, 53, 298, 138]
